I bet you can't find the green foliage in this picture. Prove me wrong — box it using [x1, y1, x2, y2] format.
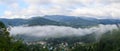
[27, 44, 48, 51]
[96, 30, 120, 51]
[0, 22, 6, 28]
[9, 40, 28, 51]
[72, 30, 120, 51]
[0, 21, 49, 51]
[0, 21, 28, 51]
[0, 21, 11, 51]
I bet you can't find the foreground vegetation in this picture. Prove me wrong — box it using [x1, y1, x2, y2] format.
[72, 30, 120, 51]
[0, 21, 120, 51]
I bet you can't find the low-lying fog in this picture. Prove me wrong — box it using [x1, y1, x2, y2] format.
[9, 24, 118, 38]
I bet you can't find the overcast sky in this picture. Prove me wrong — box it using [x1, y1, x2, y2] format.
[0, 0, 120, 19]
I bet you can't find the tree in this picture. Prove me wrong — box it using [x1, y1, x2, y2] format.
[96, 30, 120, 51]
[0, 21, 28, 51]
[0, 21, 11, 51]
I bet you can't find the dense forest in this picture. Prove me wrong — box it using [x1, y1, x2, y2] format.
[0, 21, 120, 51]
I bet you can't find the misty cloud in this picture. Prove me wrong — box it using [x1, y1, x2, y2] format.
[9, 24, 118, 38]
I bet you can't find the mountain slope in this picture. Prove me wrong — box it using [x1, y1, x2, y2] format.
[0, 18, 27, 26]
[27, 17, 68, 26]
[99, 19, 120, 24]
[0, 15, 120, 28]
[0, 17, 69, 27]
[44, 15, 120, 26]
[44, 15, 99, 27]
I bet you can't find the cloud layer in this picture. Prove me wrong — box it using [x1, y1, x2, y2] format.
[0, 0, 120, 19]
[9, 24, 118, 38]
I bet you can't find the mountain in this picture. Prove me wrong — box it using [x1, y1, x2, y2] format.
[0, 15, 120, 28]
[0, 16, 99, 28]
[99, 19, 120, 24]
[0, 17, 69, 27]
[1, 15, 120, 43]
[0, 18, 27, 26]
[43, 15, 120, 25]
[44, 15, 99, 27]
[27, 17, 68, 26]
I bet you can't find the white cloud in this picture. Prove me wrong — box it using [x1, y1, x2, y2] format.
[0, 0, 120, 19]
[0, 0, 17, 4]
[10, 24, 118, 38]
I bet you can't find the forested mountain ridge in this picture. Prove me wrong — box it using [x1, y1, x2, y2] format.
[0, 15, 120, 28]
[0, 17, 66, 26]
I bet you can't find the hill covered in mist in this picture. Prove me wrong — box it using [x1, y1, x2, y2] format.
[1, 15, 120, 51]
[0, 15, 120, 42]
